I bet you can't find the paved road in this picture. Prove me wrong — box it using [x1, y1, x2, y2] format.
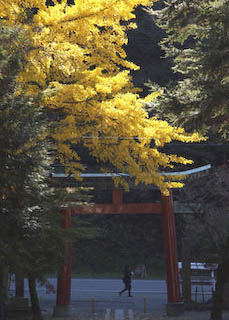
[9, 278, 214, 316]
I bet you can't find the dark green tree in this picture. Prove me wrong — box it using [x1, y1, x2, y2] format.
[124, 3, 175, 96]
[0, 24, 71, 320]
[147, 0, 229, 140]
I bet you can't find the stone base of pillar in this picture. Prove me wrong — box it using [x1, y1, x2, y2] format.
[166, 302, 184, 316]
[6, 297, 32, 320]
[53, 305, 72, 318]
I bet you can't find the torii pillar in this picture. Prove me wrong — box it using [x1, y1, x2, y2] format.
[161, 191, 184, 315]
[54, 190, 183, 317]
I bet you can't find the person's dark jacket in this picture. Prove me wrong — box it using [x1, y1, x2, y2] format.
[123, 265, 132, 284]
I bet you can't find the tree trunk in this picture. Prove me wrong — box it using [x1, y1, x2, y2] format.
[210, 258, 229, 320]
[15, 271, 24, 298]
[28, 277, 43, 320]
[0, 263, 8, 320]
[182, 259, 192, 304]
[0, 264, 8, 300]
[181, 240, 192, 304]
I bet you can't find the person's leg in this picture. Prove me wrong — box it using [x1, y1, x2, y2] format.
[128, 283, 133, 297]
[119, 283, 128, 296]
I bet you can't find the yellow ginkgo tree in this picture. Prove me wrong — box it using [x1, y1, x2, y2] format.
[0, 0, 203, 193]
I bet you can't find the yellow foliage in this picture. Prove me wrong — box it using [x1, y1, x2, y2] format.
[0, 0, 204, 193]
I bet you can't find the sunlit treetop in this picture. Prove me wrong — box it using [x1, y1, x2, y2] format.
[0, 0, 204, 194]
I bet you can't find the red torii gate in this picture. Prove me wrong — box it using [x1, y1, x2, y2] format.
[53, 165, 211, 317]
[53, 189, 182, 317]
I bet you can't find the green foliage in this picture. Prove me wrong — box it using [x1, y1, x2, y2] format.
[175, 166, 229, 262]
[72, 213, 166, 278]
[147, 0, 229, 140]
[0, 24, 69, 284]
[0, 25, 30, 84]
[124, 5, 176, 96]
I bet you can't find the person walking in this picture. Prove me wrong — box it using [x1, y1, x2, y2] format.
[119, 264, 133, 297]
